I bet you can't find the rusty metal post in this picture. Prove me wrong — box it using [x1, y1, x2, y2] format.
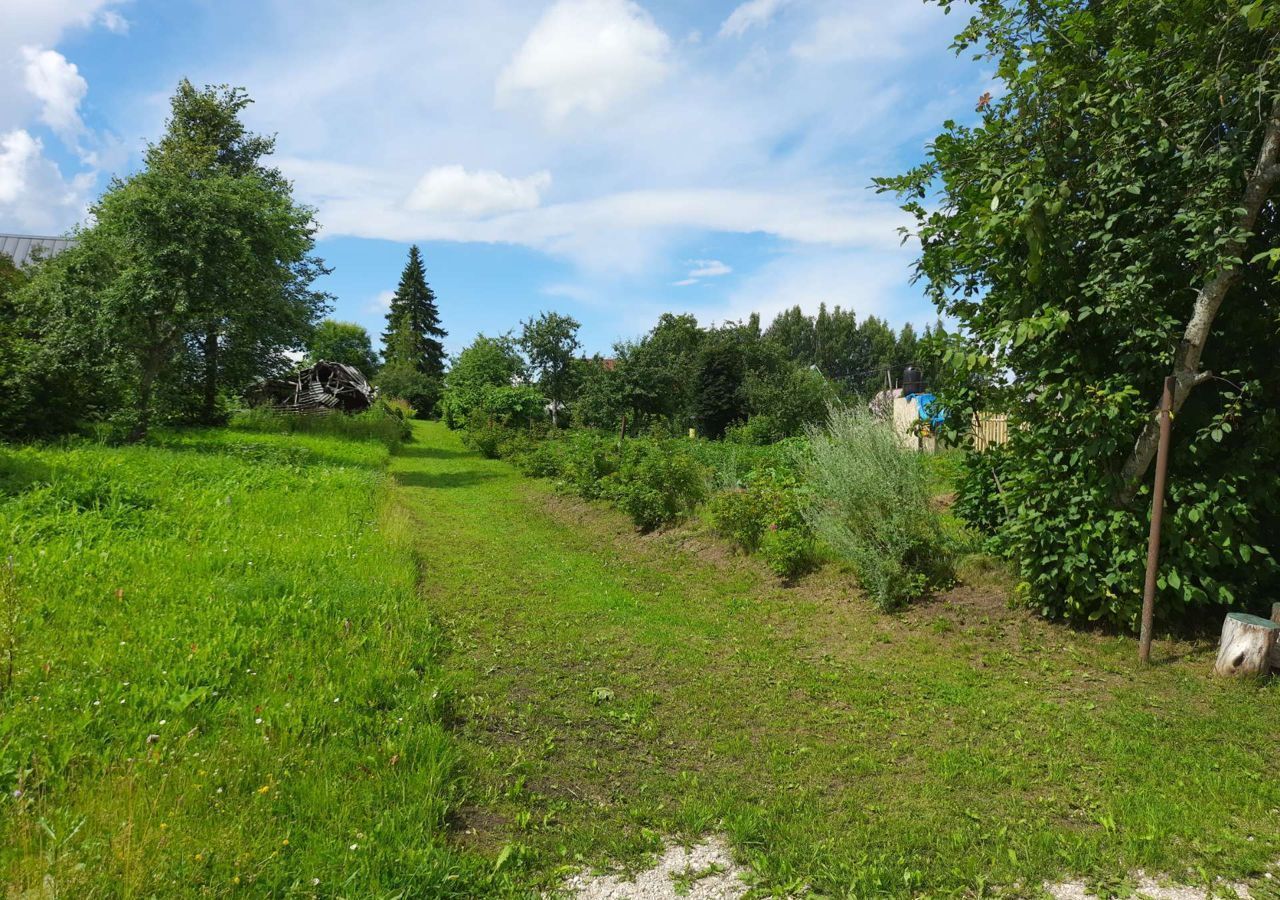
[1139, 376, 1176, 664]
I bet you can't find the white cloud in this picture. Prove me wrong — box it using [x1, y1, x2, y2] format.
[363, 289, 395, 314]
[98, 9, 129, 33]
[720, 0, 790, 38]
[407, 165, 551, 218]
[0, 130, 42, 204]
[0, 128, 95, 233]
[688, 259, 731, 278]
[0, 3, 127, 235]
[792, 4, 938, 63]
[674, 258, 732, 286]
[709, 246, 917, 330]
[21, 46, 88, 138]
[496, 0, 671, 122]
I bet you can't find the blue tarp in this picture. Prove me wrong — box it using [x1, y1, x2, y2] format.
[907, 392, 945, 428]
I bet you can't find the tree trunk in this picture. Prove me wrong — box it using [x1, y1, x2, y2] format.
[1213, 612, 1279, 677]
[128, 366, 156, 443]
[202, 324, 218, 424]
[1119, 96, 1280, 503]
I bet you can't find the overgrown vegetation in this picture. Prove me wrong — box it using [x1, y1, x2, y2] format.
[466, 406, 954, 598]
[803, 406, 955, 609]
[1, 81, 328, 441]
[880, 0, 1280, 627]
[0, 422, 505, 894]
[230, 400, 412, 446]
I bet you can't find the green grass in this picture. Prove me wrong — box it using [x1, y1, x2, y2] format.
[395, 422, 1280, 896]
[0, 424, 496, 895]
[3, 419, 1278, 897]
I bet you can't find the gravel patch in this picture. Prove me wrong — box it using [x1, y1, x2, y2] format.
[559, 836, 750, 900]
[1046, 870, 1261, 900]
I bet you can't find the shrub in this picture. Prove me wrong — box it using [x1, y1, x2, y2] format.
[954, 444, 1013, 536]
[459, 413, 512, 459]
[708, 489, 762, 550]
[556, 432, 618, 500]
[802, 405, 953, 610]
[709, 467, 815, 578]
[761, 527, 813, 581]
[475, 384, 546, 428]
[607, 439, 707, 532]
[372, 364, 441, 420]
[509, 437, 564, 478]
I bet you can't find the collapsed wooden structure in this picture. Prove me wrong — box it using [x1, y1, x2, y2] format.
[247, 361, 374, 413]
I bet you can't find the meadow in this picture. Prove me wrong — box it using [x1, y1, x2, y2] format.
[2, 419, 1278, 898]
[0, 422, 496, 896]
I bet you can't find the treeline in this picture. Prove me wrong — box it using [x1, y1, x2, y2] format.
[0, 82, 328, 441]
[442, 308, 945, 444]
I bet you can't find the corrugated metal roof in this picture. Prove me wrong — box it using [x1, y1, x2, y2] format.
[0, 233, 78, 269]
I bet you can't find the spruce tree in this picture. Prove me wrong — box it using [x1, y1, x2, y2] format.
[382, 245, 446, 378]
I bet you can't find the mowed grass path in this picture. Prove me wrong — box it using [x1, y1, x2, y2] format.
[395, 421, 1280, 897]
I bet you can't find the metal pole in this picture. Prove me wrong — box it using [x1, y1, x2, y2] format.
[1139, 375, 1176, 664]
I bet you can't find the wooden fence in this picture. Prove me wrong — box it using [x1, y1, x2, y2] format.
[971, 413, 1009, 451]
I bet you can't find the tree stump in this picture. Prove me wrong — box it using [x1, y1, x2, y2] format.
[1213, 613, 1279, 677]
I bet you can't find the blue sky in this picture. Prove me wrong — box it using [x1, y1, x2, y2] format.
[0, 0, 988, 357]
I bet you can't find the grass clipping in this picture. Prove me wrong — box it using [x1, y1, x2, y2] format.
[802, 404, 953, 609]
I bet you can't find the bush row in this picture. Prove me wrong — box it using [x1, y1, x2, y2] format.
[460, 404, 959, 603]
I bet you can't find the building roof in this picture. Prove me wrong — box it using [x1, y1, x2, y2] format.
[0, 233, 78, 269]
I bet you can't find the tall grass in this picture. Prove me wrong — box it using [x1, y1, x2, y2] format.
[802, 404, 954, 609]
[230, 402, 411, 447]
[0, 428, 487, 894]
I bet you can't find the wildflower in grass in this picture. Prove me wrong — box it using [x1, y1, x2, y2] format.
[257, 784, 270, 795]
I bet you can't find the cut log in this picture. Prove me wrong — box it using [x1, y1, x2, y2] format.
[1213, 613, 1280, 677]
[1272, 602, 1280, 624]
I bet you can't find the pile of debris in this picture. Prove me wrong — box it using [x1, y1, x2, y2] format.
[247, 361, 375, 413]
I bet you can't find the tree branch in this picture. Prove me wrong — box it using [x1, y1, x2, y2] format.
[1118, 95, 1280, 503]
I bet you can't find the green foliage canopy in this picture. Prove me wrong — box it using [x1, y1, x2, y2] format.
[306, 320, 379, 374]
[879, 0, 1280, 625]
[440, 334, 527, 428]
[519, 311, 581, 426]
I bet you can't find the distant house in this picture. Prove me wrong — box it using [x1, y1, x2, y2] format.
[0, 233, 78, 269]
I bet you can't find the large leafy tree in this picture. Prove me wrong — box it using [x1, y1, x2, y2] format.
[880, 0, 1280, 626]
[154, 80, 329, 423]
[518, 311, 580, 427]
[11, 81, 327, 438]
[306, 320, 379, 373]
[439, 334, 526, 428]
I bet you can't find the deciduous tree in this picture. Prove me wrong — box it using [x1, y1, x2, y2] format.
[879, 0, 1280, 625]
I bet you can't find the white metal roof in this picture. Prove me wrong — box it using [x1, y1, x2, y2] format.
[0, 233, 78, 269]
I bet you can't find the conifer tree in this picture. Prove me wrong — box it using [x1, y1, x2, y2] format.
[382, 245, 446, 378]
